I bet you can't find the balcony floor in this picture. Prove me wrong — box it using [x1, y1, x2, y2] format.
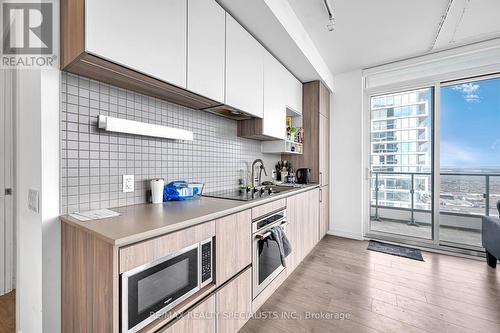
[370, 219, 482, 247]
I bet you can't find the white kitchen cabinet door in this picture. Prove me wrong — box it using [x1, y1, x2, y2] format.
[225, 14, 264, 118]
[284, 70, 303, 114]
[291, 74, 303, 114]
[86, 0, 187, 88]
[187, 0, 225, 103]
[263, 51, 286, 140]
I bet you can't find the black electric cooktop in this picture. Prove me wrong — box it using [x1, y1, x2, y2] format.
[203, 188, 278, 201]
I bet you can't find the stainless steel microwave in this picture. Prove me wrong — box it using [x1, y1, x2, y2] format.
[121, 238, 213, 333]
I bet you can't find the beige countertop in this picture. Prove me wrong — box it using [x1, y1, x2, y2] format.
[60, 184, 319, 247]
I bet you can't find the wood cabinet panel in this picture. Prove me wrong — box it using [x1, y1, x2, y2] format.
[119, 221, 215, 274]
[320, 186, 329, 239]
[62, 223, 118, 333]
[251, 198, 286, 220]
[285, 81, 330, 185]
[225, 14, 264, 118]
[216, 268, 252, 333]
[319, 113, 330, 186]
[187, 0, 225, 102]
[216, 210, 252, 284]
[159, 294, 216, 333]
[285, 189, 320, 273]
[319, 80, 330, 118]
[86, 0, 187, 87]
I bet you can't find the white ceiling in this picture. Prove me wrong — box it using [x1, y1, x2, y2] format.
[288, 0, 500, 75]
[434, 0, 500, 50]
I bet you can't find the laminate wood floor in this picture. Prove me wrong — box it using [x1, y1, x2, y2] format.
[0, 290, 15, 333]
[241, 236, 500, 333]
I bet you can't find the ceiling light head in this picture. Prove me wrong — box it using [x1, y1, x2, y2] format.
[326, 18, 335, 32]
[322, 0, 335, 32]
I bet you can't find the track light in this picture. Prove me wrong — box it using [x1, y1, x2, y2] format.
[323, 0, 335, 31]
[326, 18, 335, 31]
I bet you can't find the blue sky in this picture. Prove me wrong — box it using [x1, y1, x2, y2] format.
[440, 77, 500, 168]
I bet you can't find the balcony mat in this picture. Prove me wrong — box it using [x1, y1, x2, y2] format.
[367, 240, 424, 261]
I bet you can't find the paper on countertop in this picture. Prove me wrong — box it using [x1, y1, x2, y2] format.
[69, 209, 120, 221]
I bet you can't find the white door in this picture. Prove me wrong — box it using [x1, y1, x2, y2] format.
[263, 51, 286, 140]
[86, 0, 187, 88]
[0, 69, 14, 295]
[187, 0, 225, 103]
[225, 14, 264, 118]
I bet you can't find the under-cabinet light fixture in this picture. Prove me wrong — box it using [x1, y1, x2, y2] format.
[98, 115, 193, 141]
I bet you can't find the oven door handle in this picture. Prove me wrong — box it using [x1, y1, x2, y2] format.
[255, 221, 288, 240]
[255, 231, 272, 240]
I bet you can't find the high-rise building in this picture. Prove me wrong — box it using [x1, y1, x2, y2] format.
[370, 88, 433, 210]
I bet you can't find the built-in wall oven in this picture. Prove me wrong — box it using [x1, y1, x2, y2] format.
[252, 209, 288, 298]
[121, 238, 213, 333]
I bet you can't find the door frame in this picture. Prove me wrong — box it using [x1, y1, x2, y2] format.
[0, 69, 15, 295]
[362, 70, 500, 255]
[363, 82, 438, 248]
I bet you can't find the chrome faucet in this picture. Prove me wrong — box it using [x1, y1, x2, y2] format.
[251, 159, 268, 188]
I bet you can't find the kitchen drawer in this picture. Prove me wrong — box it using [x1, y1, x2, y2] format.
[119, 221, 215, 274]
[216, 267, 252, 333]
[158, 294, 216, 333]
[251, 198, 286, 220]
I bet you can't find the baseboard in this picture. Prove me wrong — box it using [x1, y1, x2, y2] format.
[327, 229, 364, 240]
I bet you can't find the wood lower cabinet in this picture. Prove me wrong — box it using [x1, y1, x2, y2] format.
[216, 267, 252, 333]
[285, 189, 320, 273]
[320, 186, 329, 238]
[159, 294, 216, 333]
[216, 210, 252, 285]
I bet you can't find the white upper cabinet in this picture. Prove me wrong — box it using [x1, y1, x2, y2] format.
[284, 70, 303, 115]
[225, 14, 264, 118]
[85, 0, 187, 88]
[187, 0, 225, 103]
[263, 51, 287, 140]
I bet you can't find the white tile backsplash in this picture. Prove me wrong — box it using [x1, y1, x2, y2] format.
[60, 72, 278, 214]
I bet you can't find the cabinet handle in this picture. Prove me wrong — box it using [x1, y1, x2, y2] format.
[319, 189, 323, 203]
[319, 172, 323, 186]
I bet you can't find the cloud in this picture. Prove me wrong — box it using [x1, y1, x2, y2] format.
[441, 141, 479, 166]
[491, 139, 500, 150]
[451, 83, 481, 103]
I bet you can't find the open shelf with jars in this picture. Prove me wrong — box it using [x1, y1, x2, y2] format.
[261, 108, 303, 154]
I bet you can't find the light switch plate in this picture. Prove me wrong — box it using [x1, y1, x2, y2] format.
[123, 175, 134, 193]
[28, 189, 40, 213]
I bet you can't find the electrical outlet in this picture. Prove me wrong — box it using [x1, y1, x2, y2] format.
[28, 189, 40, 213]
[123, 175, 134, 193]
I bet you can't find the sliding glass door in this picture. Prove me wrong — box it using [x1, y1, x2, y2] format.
[369, 88, 434, 240]
[439, 76, 500, 249]
[367, 74, 500, 252]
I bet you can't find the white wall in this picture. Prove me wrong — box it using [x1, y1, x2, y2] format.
[15, 68, 60, 333]
[16, 69, 43, 333]
[329, 70, 365, 240]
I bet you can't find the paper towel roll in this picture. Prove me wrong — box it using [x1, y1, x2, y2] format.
[150, 179, 165, 204]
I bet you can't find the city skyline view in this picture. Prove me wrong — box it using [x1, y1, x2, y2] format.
[370, 80, 500, 247]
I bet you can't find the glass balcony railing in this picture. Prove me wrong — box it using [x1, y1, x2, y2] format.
[370, 171, 500, 247]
